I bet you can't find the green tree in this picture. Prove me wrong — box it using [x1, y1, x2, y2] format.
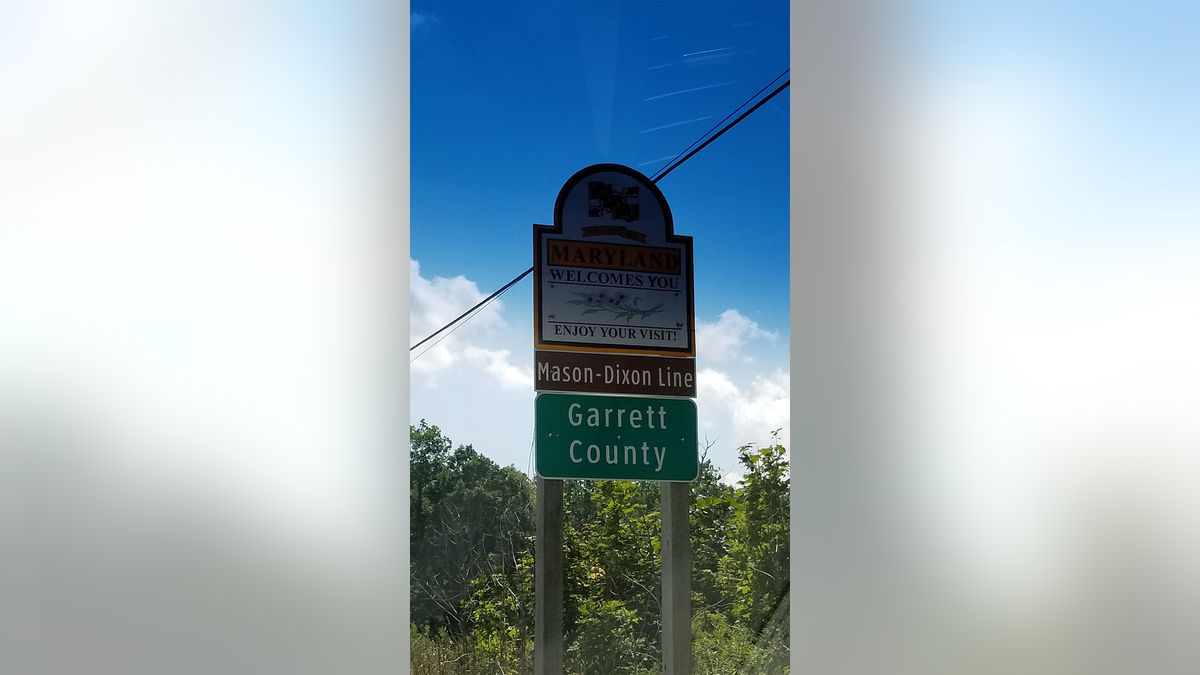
[718, 432, 790, 637]
[563, 479, 663, 674]
[409, 424, 791, 675]
[689, 448, 738, 614]
[410, 420, 536, 637]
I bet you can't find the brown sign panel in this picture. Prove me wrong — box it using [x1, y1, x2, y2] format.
[535, 350, 696, 398]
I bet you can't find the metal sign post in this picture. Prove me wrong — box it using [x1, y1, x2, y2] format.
[534, 477, 563, 675]
[661, 481, 692, 675]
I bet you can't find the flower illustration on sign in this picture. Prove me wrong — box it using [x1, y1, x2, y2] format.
[566, 291, 665, 323]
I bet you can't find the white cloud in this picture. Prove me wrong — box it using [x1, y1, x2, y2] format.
[409, 259, 532, 393]
[409, 259, 504, 371]
[696, 309, 777, 363]
[699, 367, 740, 403]
[698, 367, 789, 453]
[410, 12, 440, 31]
[462, 346, 533, 391]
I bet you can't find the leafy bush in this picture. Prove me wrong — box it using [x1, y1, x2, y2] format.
[464, 569, 533, 675]
[692, 607, 789, 675]
[411, 623, 473, 675]
[691, 612, 756, 675]
[567, 599, 655, 675]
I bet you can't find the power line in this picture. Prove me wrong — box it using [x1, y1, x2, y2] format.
[652, 76, 789, 183]
[410, 291, 499, 360]
[408, 265, 530, 355]
[410, 70, 789, 359]
[650, 68, 789, 182]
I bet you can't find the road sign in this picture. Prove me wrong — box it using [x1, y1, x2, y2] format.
[535, 164, 695, 357]
[535, 392, 698, 481]
[533, 167, 699, 675]
[534, 350, 697, 397]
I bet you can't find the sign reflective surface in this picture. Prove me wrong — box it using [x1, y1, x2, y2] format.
[535, 392, 698, 481]
[535, 164, 695, 356]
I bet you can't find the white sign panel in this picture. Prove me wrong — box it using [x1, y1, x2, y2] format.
[535, 164, 694, 357]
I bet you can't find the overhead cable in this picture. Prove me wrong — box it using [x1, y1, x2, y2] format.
[409, 267, 532, 353]
[652, 76, 789, 183]
[649, 68, 789, 182]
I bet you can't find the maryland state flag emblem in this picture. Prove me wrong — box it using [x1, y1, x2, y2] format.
[588, 181, 640, 223]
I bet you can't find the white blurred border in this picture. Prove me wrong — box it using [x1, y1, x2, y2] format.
[792, 2, 1200, 674]
[1, 1, 410, 673]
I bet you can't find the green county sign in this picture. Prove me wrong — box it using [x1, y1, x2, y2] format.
[535, 392, 698, 481]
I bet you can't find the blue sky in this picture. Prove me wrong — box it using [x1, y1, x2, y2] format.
[410, 1, 792, 478]
[410, 1, 791, 319]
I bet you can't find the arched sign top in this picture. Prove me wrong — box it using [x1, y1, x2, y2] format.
[534, 164, 695, 357]
[551, 164, 679, 243]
